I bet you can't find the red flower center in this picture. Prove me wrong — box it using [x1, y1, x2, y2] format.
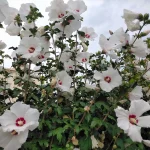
[28, 47, 35, 53]
[85, 34, 90, 38]
[16, 117, 26, 126]
[68, 20, 72, 23]
[104, 76, 111, 83]
[38, 55, 45, 59]
[58, 13, 64, 18]
[58, 80, 62, 85]
[69, 66, 73, 69]
[82, 58, 87, 62]
[76, 9, 80, 12]
[129, 114, 138, 125]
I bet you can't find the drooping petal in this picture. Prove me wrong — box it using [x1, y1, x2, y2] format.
[127, 124, 142, 142]
[100, 81, 112, 92]
[114, 106, 130, 131]
[17, 130, 29, 144]
[137, 116, 150, 128]
[129, 100, 150, 117]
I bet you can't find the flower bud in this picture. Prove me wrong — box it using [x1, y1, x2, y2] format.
[113, 145, 117, 149]
[109, 30, 113, 35]
[90, 100, 94, 105]
[72, 136, 79, 145]
[144, 13, 149, 20]
[50, 77, 57, 88]
[81, 42, 88, 52]
[84, 106, 90, 112]
[138, 14, 143, 21]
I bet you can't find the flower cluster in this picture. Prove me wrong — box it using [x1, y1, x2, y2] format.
[0, 0, 150, 149]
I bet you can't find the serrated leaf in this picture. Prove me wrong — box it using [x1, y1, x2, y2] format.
[79, 136, 92, 150]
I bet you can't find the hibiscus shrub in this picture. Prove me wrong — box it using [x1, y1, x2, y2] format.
[0, 0, 150, 150]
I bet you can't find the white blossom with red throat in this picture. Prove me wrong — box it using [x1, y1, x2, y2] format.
[94, 67, 122, 92]
[115, 100, 150, 142]
[76, 52, 92, 64]
[55, 14, 81, 38]
[16, 37, 42, 59]
[79, 27, 98, 41]
[0, 102, 40, 133]
[64, 59, 76, 71]
[45, 0, 68, 21]
[67, 0, 87, 16]
[56, 70, 73, 92]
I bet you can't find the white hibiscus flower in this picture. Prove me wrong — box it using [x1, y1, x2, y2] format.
[16, 37, 42, 59]
[76, 52, 93, 64]
[79, 27, 98, 41]
[0, 102, 40, 133]
[94, 67, 122, 92]
[115, 100, 150, 142]
[45, 0, 68, 21]
[67, 0, 87, 15]
[56, 70, 73, 92]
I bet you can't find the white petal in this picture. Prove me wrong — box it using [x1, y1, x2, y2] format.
[137, 116, 150, 128]
[100, 81, 112, 92]
[10, 102, 30, 118]
[143, 140, 150, 147]
[0, 110, 17, 126]
[0, 128, 12, 148]
[93, 71, 103, 80]
[129, 86, 143, 101]
[25, 108, 40, 123]
[129, 100, 150, 117]
[17, 130, 29, 144]
[127, 125, 142, 142]
[114, 106, 129, 131]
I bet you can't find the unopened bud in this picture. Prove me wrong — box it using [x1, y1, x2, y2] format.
[63, 115, 70, 119]
[81, 42, 88, 52]
[38, 26, 45, 35]
[90, 100, 94, 104]
[48, 107, 52, 114]
[84, 106, 90, 112]
[109, 30, 113, 35]
[50, 77, 57, 88]
[113, 145, 117, 149]
[143, 30, 150, 35]
[71, 136, 79, 145]
[144, 13, 149, 20]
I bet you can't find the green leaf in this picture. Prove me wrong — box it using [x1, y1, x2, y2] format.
[52, 127, 65, 142]
[79, 136, 92, 150]
[95, 101, 109, 110]
[91, 117, 102, 128]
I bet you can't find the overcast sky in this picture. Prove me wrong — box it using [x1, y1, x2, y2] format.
[1, 0, 150, 68]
